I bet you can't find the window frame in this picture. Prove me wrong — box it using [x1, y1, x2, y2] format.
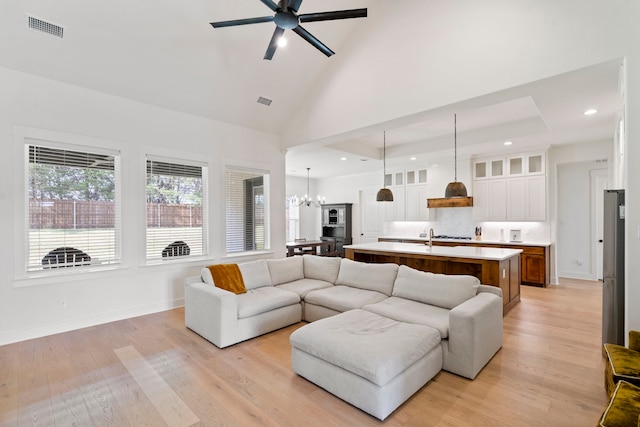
[15, 128, 123, 282]
[224, 164, 272, 257]
[144, 154, 209, 264]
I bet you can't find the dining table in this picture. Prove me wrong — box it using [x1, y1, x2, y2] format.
[285, 239, 334, 257]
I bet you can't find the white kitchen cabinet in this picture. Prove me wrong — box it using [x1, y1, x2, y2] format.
[526, 153, 545, 175]
[472, 151, 547, 221]
[525, 175, 546, 220]
[490, 159, 505, 178]
[507, 156, 524, 176]
[488, 179, 507, 220]
[406, 168, 427, 185]
[472, 180, 489, 220]
[405, 185, 429, 221]
[506, 178, 526, 220]
[474, 160, 488, 179]
[382, 187, 405, 221]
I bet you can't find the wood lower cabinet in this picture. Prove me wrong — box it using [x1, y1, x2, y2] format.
[378, 238, 549, 287]
[519, 246, 548, 286]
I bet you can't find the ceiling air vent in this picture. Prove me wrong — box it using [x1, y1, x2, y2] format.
[257, 96, 272, 106]
[28, 15, 64, 39]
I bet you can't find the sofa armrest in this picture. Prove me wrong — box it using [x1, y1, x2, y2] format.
[630, 330, 640, 352]
[184, 278, 238, 348]
[446, 292, 503, 379]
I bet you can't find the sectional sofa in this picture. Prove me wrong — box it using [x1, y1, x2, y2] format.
[184, 254, 503, 380]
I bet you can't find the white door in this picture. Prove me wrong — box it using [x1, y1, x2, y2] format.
[359, 189, 382, 243]
[592, 169, 608, 280]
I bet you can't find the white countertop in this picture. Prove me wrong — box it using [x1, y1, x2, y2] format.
[345, 241, 522, 261]
[378, 235, 551, 247]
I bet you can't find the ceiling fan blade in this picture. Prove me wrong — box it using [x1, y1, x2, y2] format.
[210, 16, 274, 28]
[299, 8, 367, 23]
[292, 26, 334, 57]
[288, 0, 304, 12]
[264, 27, 285, 60]
[259, 0, 280, 12]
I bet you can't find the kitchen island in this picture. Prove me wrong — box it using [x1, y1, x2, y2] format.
[344, 241, 522, 314]
[378, 236, 551, 287]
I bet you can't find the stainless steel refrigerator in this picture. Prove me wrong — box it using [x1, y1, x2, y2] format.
[602, 189, 625, 346]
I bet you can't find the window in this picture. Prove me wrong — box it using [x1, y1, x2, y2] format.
[225, 167, 270, 254]
[27, 143, 120, 272]
[285, 196, 300, 242]
[146, 157, 207, 262]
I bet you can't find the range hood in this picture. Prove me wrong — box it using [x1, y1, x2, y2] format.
[427, 197, 474, 208]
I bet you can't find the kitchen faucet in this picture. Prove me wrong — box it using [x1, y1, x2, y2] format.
[429, 228, 434, 248]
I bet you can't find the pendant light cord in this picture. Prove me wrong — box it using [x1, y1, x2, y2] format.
[383, 131, 386, 186]
[454, 114, 458, 182]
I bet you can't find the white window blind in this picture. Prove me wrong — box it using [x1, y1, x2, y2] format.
[146, 156, 207, 261]
[225, 167, 270, 254]
[27, 144, 121, 272]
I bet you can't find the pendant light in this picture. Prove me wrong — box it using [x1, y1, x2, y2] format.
[444, 114, 468, 198]
[376, 131, 394, 202]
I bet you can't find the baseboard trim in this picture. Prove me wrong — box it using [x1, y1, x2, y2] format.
[0, 299, 185, 346]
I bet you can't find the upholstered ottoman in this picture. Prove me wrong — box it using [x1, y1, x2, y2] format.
[289, 309, 442, 420]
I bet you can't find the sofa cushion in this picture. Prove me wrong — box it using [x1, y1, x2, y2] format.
[267, 256, 304, 286]
[392, 265, 480, 309]
[276, 278, 333, 298]
[237, 287, 301, 319]
[304, 285, 388, 313]
[335, 258, 398, 296]
[201, 260, 271, 290]
[238, 259, 272, 290]
[363, 296, 451, 339]
[303, 255, 341, 283]
[604, 342, 640, 396]
[598, 380, 640, 427]
[207, 264, 246, 294]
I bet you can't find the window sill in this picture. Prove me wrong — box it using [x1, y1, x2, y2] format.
[14, 264, 129, 288]
[222, 250, 274, 262]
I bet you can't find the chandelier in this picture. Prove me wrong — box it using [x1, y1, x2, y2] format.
[292, 168, 325, 207]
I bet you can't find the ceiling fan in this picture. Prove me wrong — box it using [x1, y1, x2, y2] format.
[210, 0, 367, 60]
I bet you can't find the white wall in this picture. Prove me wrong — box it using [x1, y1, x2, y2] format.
[0, 66, 285, 345]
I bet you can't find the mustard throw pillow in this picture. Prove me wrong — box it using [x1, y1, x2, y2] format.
[207, 264, 247, 294]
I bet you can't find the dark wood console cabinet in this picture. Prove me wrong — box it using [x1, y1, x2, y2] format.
[320, 203, 352, 257]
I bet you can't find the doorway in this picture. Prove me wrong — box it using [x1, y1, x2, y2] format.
[557, 161, 608, 280]
[591, 168, 609, 281]
[359, 189, 382, 243]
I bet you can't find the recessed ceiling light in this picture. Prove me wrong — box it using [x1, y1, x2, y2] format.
[277, 37, 287, 47]
[410, 156, 416, 161]
[584, 108, 598, 115]
[340, 157, 347, 161]
[504, 141, 513, 146]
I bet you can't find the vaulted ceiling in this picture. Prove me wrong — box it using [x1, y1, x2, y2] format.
[1, 1, 624, 178]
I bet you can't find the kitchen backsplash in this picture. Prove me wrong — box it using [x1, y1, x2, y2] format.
[384, 207, 551, 243]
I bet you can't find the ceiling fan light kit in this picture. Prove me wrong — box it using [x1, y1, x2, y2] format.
[210, 0, 367, 60]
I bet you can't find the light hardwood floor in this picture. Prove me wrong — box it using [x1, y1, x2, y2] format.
[0, 279, 608, 426]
